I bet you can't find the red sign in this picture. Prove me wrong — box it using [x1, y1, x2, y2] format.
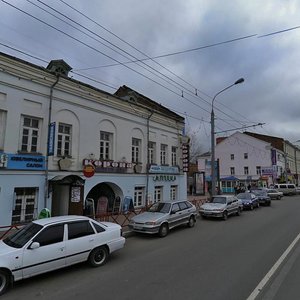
[83, 164, 95, 178]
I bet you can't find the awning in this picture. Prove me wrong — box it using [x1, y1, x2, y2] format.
[49, 175, 85, 185]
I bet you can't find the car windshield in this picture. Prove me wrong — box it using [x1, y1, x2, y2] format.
[252, 190, 267, 196]
[3, 222, 42, 248]
[237, 193, 251, 199]
[148, 202, 171, 213]
[212, 197, 226, 204]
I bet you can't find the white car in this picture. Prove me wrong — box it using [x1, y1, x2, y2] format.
[0, 215, 125, 295]
[199, 195, 242, 220]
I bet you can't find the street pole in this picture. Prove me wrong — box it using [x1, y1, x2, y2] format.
[211, 78, 244, 197]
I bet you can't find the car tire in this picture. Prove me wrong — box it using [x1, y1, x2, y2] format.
[236, 207, 241, 216]
[257, 202, 260, 208]
[88, 246, 109, 267]
[250, 204, 254, 210]
[0, 270, 10, 296]
[187, 216, 195, 228]
[222, 211, 228, 221]
[159, 223, 169, 237]
[277, 196, 281, 200]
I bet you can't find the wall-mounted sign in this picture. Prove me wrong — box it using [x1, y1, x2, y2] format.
[182, 143, 190, 172]
[83, 159, 132, 172]
[153, 175, 176, 181]
[149, 165, 179, 174]
[48, 122, 56, 156]
[1, 153, 45, 170]
[83, 164, 95, 178]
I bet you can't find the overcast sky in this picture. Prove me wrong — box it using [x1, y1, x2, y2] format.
[1, 0, 300, 151]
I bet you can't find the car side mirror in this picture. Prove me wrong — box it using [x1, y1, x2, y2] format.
[29, 242, 40, 250]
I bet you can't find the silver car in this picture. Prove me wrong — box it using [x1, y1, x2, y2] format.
[199, 195, 242, 220]
[128, 200, 198, 237]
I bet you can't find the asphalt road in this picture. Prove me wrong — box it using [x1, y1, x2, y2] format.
[4, 195, 300, 300]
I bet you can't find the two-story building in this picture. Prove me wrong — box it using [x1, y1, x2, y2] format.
[0, 51, 187, 226]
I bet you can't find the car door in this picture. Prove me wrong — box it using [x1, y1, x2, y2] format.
[22, 223, 66, 278]
[168, 203, 182, 228]
[226, 198, 234, 215]
[231, 197, 239, 213]
[178, 201, 190, 224]
[65, 220, 97, 266]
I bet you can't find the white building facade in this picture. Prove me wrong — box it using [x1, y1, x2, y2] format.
[198, 131, 287, 193]
[0, 52, 187, 226]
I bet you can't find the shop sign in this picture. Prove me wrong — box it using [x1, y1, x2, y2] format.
[48, 122, 56, 156]
[153, 175, 176, 181]
[83, 159, 132, 170]
[261, 167, 273, 175]
[1, 153, 45, 170]
[149, 165, 179, 174]
[83, 164, 95, 178]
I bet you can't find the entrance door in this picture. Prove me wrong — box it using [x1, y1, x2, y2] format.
[68, 185, 84, 215]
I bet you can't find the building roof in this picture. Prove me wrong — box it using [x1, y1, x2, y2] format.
[114, 85, 185, 122]
[244, 131, 284, 151]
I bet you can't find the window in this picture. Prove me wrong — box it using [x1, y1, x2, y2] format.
[0, 110, 7, 149]
[160, 144, 168, 165]
[170, 185, 177, 201]
[57, 123, 72, 157]
[132, 138, 141, 163]
[230, 167, 235, 175]
[171, 203, 180, 213]
[230, 154, 234, 160]
[256, 166, 261, 175]
[134, 186, 145, 207]
[171, 146, 177, 166]
[92, 222, 105, 233]
[244, 153, 248, 159]
[179, 202, 188, 210]
[68, 221, 95, 239]
[100, 131, 113, 160]
[33, 224, 64, 247]
[12, 188, 38, 224]
[154, 186, 163, 202]
[244, 167, 249, 175]
[148, 142, 156, 164]
[20, 116, 40, 153]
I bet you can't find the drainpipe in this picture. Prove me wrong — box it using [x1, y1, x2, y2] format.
[44, 75, 60, 208]
[145, 110, 154, 209]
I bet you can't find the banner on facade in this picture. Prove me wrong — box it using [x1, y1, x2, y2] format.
[48, 122, 56, 156]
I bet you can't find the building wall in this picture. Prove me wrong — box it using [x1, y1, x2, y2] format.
[0, 53, 187, 226]
[216, 132, 272, 180]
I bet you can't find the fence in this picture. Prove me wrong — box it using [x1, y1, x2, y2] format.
[0, 197, 207, 239]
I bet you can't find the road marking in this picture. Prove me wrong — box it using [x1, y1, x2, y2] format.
[246, 232, 300, 300]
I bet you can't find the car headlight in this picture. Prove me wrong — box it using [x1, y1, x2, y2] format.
[145, 221, 158, 225]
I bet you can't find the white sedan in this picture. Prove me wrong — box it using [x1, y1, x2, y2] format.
[0, 215, 125, 295]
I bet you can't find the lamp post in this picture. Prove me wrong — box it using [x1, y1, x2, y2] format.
[211, 78, 244, 197]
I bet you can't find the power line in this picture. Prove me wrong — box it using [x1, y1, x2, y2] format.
[4, 0, 249, 131]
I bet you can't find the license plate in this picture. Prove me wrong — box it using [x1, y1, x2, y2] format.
[134, 225, 143, 230]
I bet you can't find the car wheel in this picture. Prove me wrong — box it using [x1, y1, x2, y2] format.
[257, 202, 260, 208]
[187, 216, 195, 228]
[88, 246, 109, 267]
[222, 211, 228, 221]
[159, 223, 169, 237]
[250, 204, 254, 210]
[0, 270, 10, 296]
[236, 207, 241, 216]
[277, 196, 280, 200]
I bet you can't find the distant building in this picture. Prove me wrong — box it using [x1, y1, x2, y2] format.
[198, 131, 300, 193]
[0, 51, 188, 226]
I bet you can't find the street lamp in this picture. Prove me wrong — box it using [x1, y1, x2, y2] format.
[211, 78, 244, 197]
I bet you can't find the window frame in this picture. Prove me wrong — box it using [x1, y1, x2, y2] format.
[20, 115, 41, 153]
[100, 131, 113, 160]
[57, 123, 72, 157]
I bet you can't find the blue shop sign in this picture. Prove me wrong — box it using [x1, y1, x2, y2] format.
[7, 154, 45, 170]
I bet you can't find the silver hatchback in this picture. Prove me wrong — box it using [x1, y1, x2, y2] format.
[128, 200, 198, 237]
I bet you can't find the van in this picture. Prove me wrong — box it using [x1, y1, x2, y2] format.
[274, 183, 296, 195]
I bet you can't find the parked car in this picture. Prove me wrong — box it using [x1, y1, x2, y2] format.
[266, 188, 283, 200]
[237, 192, 260, 210]
[199, 195, 242, 220]
[251, 189, 271, 206]
[128, 200, 197, 237]
[0, 216, 125, 295]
